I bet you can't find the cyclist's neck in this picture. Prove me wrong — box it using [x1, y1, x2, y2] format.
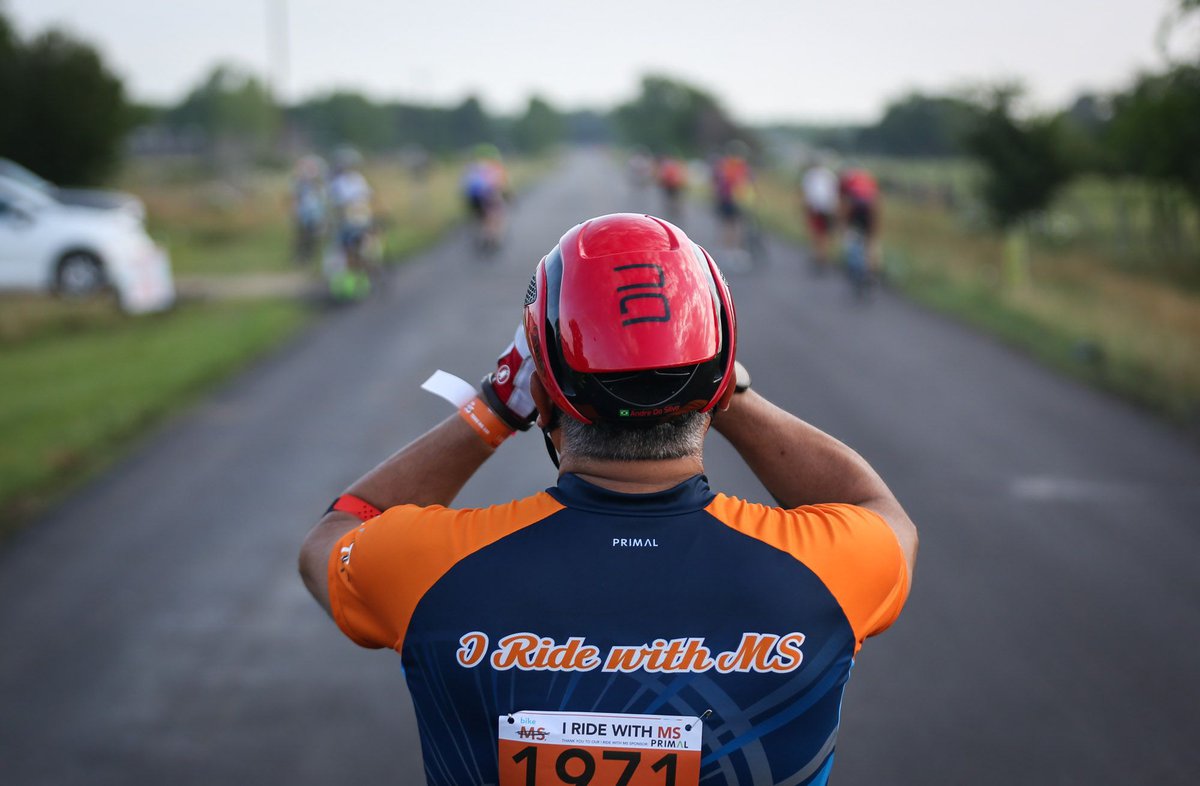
[559, 455, 704, 495]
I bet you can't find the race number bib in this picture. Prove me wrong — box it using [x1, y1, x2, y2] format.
[499, 710, 703, 786]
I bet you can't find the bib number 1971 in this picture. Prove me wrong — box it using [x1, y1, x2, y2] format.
[498, 710, 703, 786]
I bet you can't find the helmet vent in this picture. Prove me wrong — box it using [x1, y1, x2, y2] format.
[523, 274, 537, 307]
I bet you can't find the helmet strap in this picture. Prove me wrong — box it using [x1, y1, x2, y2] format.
[541, 427, 560, 469]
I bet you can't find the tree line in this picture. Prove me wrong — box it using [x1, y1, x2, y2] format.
[0, 2, 754, 183]
[146, 69, 749, 163]
[154, 65, 584, 159]
[1, 0, 1194, 238]
[0, 10, 131, 184]
[779, 0, 1199, 233]
[798, 69, 1199, 231]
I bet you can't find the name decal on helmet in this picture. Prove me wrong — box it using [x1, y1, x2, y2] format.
[615, 263, 671, 326]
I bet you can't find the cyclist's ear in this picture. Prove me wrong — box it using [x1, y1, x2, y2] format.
[530, 372, 558, 431]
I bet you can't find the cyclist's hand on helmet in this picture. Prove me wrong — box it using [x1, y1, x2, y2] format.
[480, 325, 537, 431]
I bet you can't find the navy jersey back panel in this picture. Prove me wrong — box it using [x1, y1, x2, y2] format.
[402, 476, 857, 786]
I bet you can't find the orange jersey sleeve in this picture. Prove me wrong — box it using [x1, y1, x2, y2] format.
[327, 492, 565, 651]
[706, 496, 910, 651]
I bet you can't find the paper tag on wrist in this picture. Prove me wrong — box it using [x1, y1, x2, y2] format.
[421, 370, 477, 407]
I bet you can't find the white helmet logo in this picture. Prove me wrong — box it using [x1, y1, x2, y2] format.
[495, 365, 511, 385]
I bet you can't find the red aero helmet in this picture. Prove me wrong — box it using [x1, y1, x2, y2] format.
[523, 213, 737, 425]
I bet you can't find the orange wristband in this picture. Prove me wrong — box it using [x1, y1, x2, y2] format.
[458, 396, 514, 448]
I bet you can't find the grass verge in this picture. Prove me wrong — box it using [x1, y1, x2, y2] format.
[0, 298, 308, 538]
[1, 153, 558, 541]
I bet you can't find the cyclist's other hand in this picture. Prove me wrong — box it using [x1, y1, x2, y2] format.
[480, 325, 537, 431]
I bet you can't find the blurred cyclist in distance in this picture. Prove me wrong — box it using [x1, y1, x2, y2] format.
[328, 145, 374, 288]
[290, 154, 327, 267]
[626, 147, 654, 196]
[654, 153, 688, 225]
[800, 156, 839, 273]
[712, 140, 756, 266]
[839, 164, 882, 279]
[461, 144, 510, 253]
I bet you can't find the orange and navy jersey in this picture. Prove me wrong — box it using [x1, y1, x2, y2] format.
[657, 158, 687, 190]
[714, 156, 751, 202]
[328, 474, 909, 786]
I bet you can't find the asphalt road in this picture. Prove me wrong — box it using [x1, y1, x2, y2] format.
[2, 149, 1199, 785]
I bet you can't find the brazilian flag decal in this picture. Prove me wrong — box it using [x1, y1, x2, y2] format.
[619, 409, 631, 417]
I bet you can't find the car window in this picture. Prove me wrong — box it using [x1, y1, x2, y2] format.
[0, 159, 52, 192]
[0, 178, 53, 211]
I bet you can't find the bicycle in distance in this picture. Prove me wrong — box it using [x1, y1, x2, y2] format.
[838, 165, 882, 301]
[324, 146, 383, 302]
[462, 144, 511, 256]
[712, 141, 767, 272]
[654, 154, 688, 227]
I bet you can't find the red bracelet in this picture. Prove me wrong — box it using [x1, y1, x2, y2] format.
[327, 494, 383, 522]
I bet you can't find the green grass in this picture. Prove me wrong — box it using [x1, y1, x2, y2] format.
[0, 153, 559, 540]
[0, 299, 308, 535]
[157, 222, 294, 275]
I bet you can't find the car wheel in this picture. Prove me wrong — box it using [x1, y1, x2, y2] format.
[56, 251, 106, 296]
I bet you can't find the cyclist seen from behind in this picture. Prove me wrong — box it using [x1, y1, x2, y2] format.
[655, 153, 688, 225]
[462, 144, 511, 253]
[712, 140, 758, 268]
[327, 146, 378, 298]
[290, 154, 327, 267]
[299, 213, 917, 785]
[838, 166, 882, 287]
[800, 158, 839, 274]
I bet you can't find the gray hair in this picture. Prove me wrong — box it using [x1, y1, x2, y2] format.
[559, 410, 711, 462]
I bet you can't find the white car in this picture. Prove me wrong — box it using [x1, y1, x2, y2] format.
[0, 172, 174, 314]
[0, 158, 147, 220]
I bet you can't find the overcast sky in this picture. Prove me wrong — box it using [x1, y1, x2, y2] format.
[6, 0, 1186, 123]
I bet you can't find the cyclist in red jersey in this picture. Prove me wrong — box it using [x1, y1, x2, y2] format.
[300, 213, 917, 785]
[712, 141, 755, 258]
[838, 167, 882, 277]
[655, 154, 688, 224]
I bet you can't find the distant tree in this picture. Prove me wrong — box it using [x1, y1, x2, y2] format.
[857, 92, 981, 157]
[564, 109, 615, 144]
[614, 75, 750, 156]
[964, 89, 1073, 229]
[1157, 0, 1200, 61]
[447, 96, 492, 149]
[0, 9, 18, 153]
[125, 102, 165, 129]
[1107, 66, 1200, 205]
[391, 102, 451, 152]
[166, 65, 279, 153]
[963, 88, 1074, 286]
[1055, 93, 1115, 175]
[0, 20, 130, 184]
[290, 91, 393, 151]
[511, 96, 565, 153]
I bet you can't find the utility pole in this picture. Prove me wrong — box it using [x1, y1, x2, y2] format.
[267, 0, 290, 153]
[267, 0, 290, 102]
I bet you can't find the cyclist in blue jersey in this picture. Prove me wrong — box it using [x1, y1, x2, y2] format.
[300, 213, 918, 786]
[462, 144, 511, 252]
